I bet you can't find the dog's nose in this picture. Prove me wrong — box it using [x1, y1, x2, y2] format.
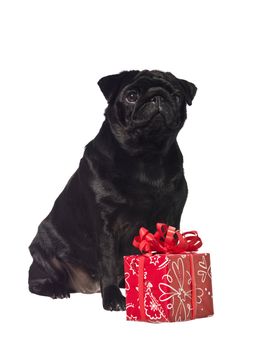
[150, 95, 164, 104]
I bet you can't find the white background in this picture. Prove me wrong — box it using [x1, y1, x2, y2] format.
[0, 0, 257, 349]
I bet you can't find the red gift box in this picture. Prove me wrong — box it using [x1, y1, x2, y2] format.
[124, 223, 214, 322]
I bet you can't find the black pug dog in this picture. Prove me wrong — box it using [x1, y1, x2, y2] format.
[28, 70, 197, 311]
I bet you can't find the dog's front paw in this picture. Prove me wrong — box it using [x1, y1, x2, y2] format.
[102, 285, 126, 311]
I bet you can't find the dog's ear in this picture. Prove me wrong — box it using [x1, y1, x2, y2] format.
[178, 79, 197, 106]
[98, 70, 139, 102]
[165, 72, 197, 106]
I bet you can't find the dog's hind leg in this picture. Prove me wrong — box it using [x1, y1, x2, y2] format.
[28, 258, 72, 299]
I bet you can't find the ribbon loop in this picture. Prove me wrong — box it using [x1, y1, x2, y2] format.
[133, 223, 202, 255]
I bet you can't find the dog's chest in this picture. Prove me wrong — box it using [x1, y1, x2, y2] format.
[135, 168, 173, 191]
[115, 167, 180, 210]
[89, 155, 184, 214]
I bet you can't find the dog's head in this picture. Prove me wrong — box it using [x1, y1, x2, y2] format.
[98, 70, 197, 154]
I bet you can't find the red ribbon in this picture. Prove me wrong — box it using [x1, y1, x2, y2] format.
[189, 254, 197, 320]
[138, 256, 146, 321]
[133, 222, 202, 255]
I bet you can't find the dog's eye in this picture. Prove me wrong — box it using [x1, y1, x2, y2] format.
[175, 95, 181, 104]
[171, 94, 181, 104]
[125, 90, 139, 103]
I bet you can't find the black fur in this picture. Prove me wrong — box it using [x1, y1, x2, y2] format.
[28, 70, 197, 311]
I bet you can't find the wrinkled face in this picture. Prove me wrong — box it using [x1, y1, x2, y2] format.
[98, 70, 197, 154]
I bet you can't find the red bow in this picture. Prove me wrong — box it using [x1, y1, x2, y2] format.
[133, 223, 202, 255]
